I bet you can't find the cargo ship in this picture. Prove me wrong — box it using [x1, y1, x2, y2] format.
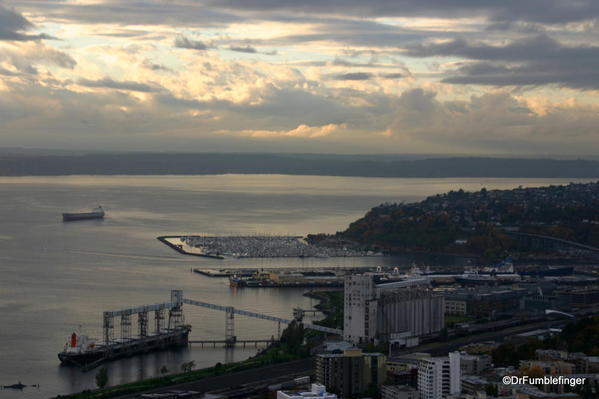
[62, 206, 105, 222]
[58, 325, 191, 368]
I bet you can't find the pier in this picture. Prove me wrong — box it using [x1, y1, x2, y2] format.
[93, 290, 341, 356]
[293, 308, 322, 321]
[189, 339, 276, 348]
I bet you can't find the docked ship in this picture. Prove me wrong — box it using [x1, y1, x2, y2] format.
[229, 270, 343, 288]
[58, 325, 191, 367]
[62, 206, 105, 222]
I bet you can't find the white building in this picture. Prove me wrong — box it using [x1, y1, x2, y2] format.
[343, 274, 443, 344]
[418, 352, 461, 399]
[276, 383, 337, 399]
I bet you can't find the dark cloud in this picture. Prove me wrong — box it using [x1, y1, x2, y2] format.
[142, 60, 172, 72]
[174, 36, 211, 50]
[0, 5, 51, 41]
[329, 71, 403, 80]
[332, 58, 395, 69]
[229, 45, 257, 53]
[333, 72, 373, 81]
[78, 78, 161, 92]
[0, 43, 76, 73]
[209, 0, 599, 25]
[405, 35, 599, 89]
[381, 73, 403, 78]
[276, 18, 427, 47]
[11, 1, 240, 27]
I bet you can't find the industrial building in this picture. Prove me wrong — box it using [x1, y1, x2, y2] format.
[343, 275, 444, 344]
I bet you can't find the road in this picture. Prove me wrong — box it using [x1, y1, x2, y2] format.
[117, 358, 314, 398]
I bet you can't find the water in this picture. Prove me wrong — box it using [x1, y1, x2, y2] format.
[0, 175, 590, 398]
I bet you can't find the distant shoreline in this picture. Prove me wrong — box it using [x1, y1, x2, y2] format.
[2, 153, 599, 178]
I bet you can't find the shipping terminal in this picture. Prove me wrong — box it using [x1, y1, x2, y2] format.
[59, 290, 342, 369]
[58, 291, 191, 369]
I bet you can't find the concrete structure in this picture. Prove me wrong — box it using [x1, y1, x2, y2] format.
[381, 385, 418, 399]
[444, 287, 529, 318]
[343, 275, 443, 344]
[387, 353, 432, 373]
[276, 383, 337, 399]
[511, 385, 581, 398]
[445, 299, 467, 316]
[519, 360, 575, 376]
[387, 353, 431, 387]
[316, 348, 386, 398]
[418, 352, 461, 399]
[460, 354, 492, 375]
[461, 375, 491, 395]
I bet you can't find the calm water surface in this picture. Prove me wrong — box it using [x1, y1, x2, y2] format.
[0, 175, 591, 398]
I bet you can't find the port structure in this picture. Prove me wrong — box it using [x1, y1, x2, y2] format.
[101, 290, 342, 348]
[182, 297, 342, 347]
[292, 308, 321, 321]
[103, 290, 185, 344]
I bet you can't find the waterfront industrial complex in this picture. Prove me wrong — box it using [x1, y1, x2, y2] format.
[54, 182, 599, 399]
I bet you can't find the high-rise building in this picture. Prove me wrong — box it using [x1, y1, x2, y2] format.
[316, 348, 387, 398]
[343, 274, 444, 344]
[417, 352, 461, 399]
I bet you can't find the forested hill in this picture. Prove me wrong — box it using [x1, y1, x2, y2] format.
[334, 181, 599, 258]
[1, 152, 599, 177]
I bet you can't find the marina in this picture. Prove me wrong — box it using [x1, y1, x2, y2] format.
[161, 235, 381, 259]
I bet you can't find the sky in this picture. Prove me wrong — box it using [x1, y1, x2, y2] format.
[0, 0, 598, 155]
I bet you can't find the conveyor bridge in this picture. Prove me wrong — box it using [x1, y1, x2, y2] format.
[102, 290, 342, 347]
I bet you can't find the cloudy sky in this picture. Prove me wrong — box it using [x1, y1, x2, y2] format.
[1, 0, 598, 154]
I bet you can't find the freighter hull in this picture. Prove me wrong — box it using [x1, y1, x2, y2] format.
[58, 326, 191, 368]
[58, 351, 105, 366]
[62, 212, 104, 222]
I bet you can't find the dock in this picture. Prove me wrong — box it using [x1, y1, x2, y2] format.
[193, 268, 257, 277]
[65, 290, 341, 369]
[189, 339, 276, 348]
[157, 236, 225, 259]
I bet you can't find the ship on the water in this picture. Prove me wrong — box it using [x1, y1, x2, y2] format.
[58, 325, 191, 368]
[62, 206, 105, 222]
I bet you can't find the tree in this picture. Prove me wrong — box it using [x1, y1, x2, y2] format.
[95, 367, 109, 389]
[485, 384, 498, 397]
[214, 362, 223, 375]
[160, 365, 168, 375]
[280, 320, 305, 354]
[439, 327, 449, 342]
[181, 360, 196, 373]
